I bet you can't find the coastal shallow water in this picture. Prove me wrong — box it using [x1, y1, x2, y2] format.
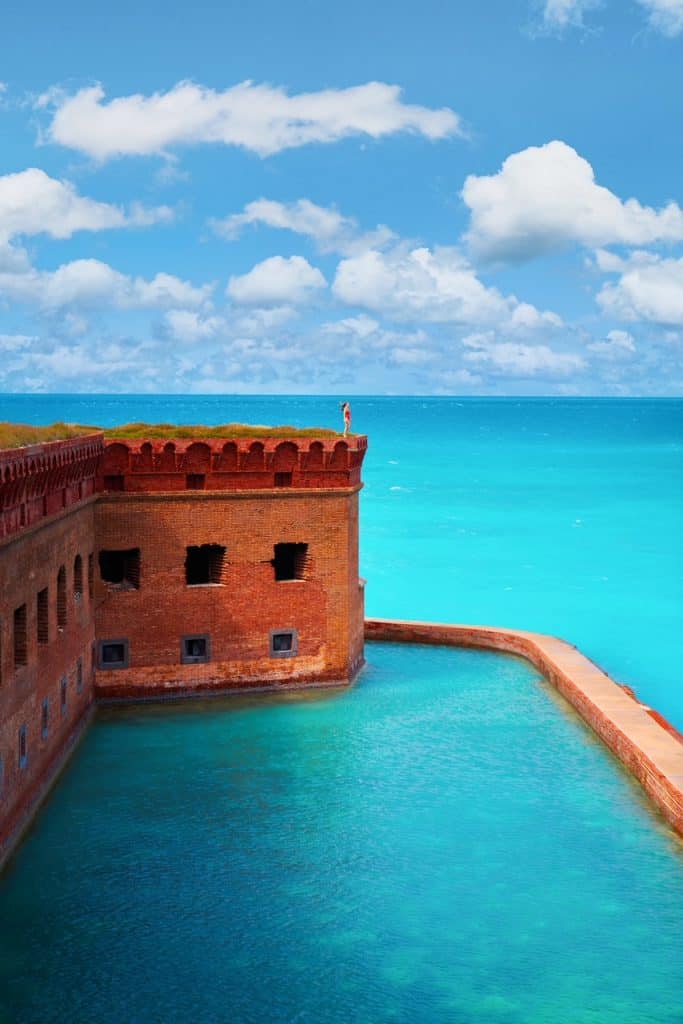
[0, 643, 681, 1024]
[3, 393, 682, 727]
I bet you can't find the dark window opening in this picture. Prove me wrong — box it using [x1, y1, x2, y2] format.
[76, 658, 83, 694]
[274, 472, 292, 487]
[186, 474, 206, 490]
[181, 635, 211, 664]
[74, 554, 83, 598]
[272, 543, 308, 581]
[270, 629, 298, 658]
[18, 729, 27, 770]
[60, 676, 68, 716]
[37, 588, 49, 645]
[185, 544, 226, 586]
[57, 566, 67, 630]
[99, 640, 129, 670]
[13, 605, 27, 668]
[41, 699, 49, 740]
[104, 475, 125, 491]
[99, 549, 140, 590]
[88, 553, 94, 600]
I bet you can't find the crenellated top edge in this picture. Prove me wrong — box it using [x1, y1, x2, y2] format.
[102, 434, 367, 453]
[98, 434, 368, 492]
[0, 433, 105, 477]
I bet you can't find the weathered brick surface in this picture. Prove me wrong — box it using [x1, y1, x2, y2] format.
[94, 488, 364, 698]
[0, 434, 103, 540]
[96, 436, 367, 491]
[0, 498, 97, 860]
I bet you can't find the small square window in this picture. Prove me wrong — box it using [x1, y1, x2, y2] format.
[181, 634, 211, 664]
[186, 474, 206, 490]
[269, 629, 298, 658]
[274, 472, 292, 487]
[104, 475, 125, 491]
[185, 544, 225, 586]
[99, 639, 129, 670]
[272, 543, 308, 581]
[99, 549, 140, 590]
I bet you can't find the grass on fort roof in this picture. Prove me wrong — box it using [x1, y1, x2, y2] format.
[0, 421, 98, 449]
[0, 420, 347, 449]
[104, 422, 346, 439]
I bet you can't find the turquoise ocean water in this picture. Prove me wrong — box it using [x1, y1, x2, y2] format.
[2, 394, 681, 725]
[0, 395, 681, 1022]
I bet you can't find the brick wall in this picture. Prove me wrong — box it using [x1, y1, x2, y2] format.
[0, 431, 367, 863]
[94, 487, 364, 699]
[0, 499, 97, 858]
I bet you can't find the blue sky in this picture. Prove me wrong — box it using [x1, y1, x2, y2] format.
[1, 0, 683, 394]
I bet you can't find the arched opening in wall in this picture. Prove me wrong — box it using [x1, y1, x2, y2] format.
[57, 566, 67, 630]
[13, 604, 27, 668]
[74, 554, 83, 599]
[185, 545, 226, 586]
[272, 543, 309, 581]
[37, 588, 49, 645]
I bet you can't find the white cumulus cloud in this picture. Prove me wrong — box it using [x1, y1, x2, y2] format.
[165, 310, 227, 343]
[0, 167, 171, 241]
[462, 141, 683, 261]
[463, 333, 586, 377]
[587, 329, 636, 359]
[40, 80, 462, 161]
[636, 0, 683, 36]
[227, 255, 326, 305]
[212, 197, 394, 255]
[0, 257, 212, 311]
[598, 253, 683, 325]
[0, 332, 36, 352]
[538, 0, 599, 31]
[332, 245, 561, 329]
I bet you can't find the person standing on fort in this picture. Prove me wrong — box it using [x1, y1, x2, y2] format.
[340, 401, 351, 437]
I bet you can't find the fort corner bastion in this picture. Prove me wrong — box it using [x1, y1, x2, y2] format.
[1, 422, 682, 869]
[0, 426, 367, 864]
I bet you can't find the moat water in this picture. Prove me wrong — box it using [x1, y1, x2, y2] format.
[1, 643, 682, 1024]
[1, 395, 681, 1020]
[4, 393, 682, 725]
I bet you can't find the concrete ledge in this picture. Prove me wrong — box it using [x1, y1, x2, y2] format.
[365, 618, 683, 839]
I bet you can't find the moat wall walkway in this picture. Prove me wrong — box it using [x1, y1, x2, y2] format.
[365, 618, 683, 839]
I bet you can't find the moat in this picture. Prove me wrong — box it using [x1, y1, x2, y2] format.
[1, 642, 681, 1024]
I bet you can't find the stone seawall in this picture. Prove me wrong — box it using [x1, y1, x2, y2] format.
[365, 618, 683, 839]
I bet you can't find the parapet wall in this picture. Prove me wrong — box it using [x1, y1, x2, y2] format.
[0, 434, 104, 540]
[365, 618, 683, 839]
[96, 436, 367, 492]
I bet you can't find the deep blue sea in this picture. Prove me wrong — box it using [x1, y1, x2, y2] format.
[3, 393, 682, 726]
[0, 395, 682, 1022]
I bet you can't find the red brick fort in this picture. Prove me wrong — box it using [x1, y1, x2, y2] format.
[0, 429, 367, 864]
